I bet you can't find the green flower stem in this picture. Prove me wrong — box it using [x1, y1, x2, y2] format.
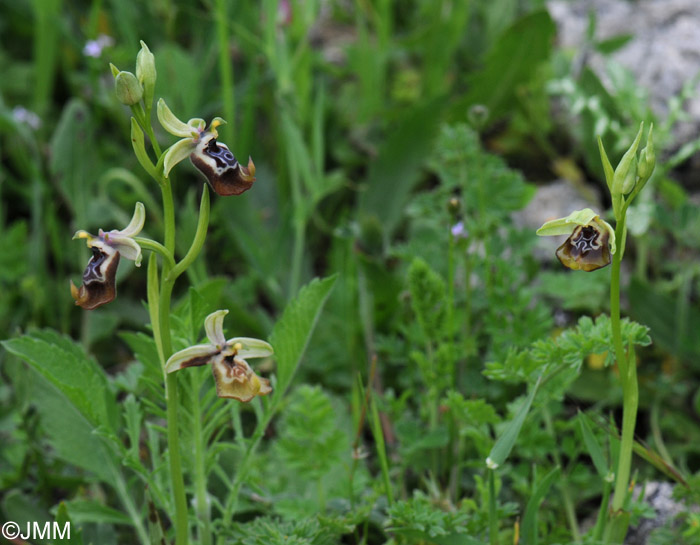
[147, 254, 188, 545]
[135, 237, 176, 270]
[167, 186, 210, 283]
[159, 275, 189, 545]
[166, 373, 189, 545]
[610, 213, 638, 515]
[192, 373, 212, 545]
[161, 180, 176, 254]
[156, 186, 210, 544]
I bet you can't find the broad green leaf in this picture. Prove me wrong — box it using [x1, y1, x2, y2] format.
[270, 275, 337, 399]
[521, 467, 560, 545]
[2, 330, 117, 430]
[486, 374, 542, 468]
[359, 97, 446, 236]
[458, 11, 556, 122]
[578, 411, 608, 478]
[62, 500, 132, 526]
[29, 370, 116, 482]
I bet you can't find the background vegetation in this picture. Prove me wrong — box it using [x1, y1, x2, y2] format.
[1, 0, 700, 544]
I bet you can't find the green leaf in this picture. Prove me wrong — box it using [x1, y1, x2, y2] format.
[270, 275, 337, 400]
[2, 330, 117, 430]
[458, 11, 556, 122]
[595, 34, 633, 55]
[487, 375, 542, 468]
[49, 99, 94, 221]
[598, 136, 615, 192]
[521, 467, 560, 545]
[359, 97, 446, 236]
[28, 369, 117, 482]
[578, 411, 608, 478]
[63, 500, 132, 525]
[56, 502, 85, 545]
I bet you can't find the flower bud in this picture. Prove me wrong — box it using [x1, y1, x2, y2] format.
[114, 70, 143, 106]
[136, 41, 156, 108]
[637, 125, 655, 181]
[611, 123, 643, 196]
[619, 155, 637, 194]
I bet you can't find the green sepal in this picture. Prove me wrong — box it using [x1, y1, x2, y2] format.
[536, 208, 598, 236]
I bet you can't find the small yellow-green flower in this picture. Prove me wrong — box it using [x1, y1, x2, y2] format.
[157, 99, 255, 196]
[71, 203, 145, 309]
[536, 208, 616, 272]
[165, 310, 273, 402]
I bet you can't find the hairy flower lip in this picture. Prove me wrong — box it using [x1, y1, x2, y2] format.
[555, 224, 611, 271]
[157, 99, 255, 196]
[165, 310, 273, 401]
[190, 136, 256, 196]
[536, 208, 615, 272]
[71, 203, 145, 309]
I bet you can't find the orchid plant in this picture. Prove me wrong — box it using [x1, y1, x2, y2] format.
[537, 123, 655, 543]
[70, 42, 272, 545]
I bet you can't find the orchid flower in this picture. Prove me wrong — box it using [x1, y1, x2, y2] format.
[70, 203, 145, 309]
[536, 208, 616, 272]
[165, 310, 273, 402]
[157, 99, 256, 196]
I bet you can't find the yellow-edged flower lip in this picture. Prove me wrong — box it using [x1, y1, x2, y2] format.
[536, 208, 615, 272]
[70, 203, 145, 310]
[165, 310, 273, 402]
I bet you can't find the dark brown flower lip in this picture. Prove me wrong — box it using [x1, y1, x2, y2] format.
[70, 248, 120, 309]
[190, 136, 256, 196]
[556, 224, 611, 272]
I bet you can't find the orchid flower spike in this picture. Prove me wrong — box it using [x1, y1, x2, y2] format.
[157, 99, 256, 196]
[536, 208, 616, 272]
[70, 203, 145, 309]
[165, 310, 273, 402]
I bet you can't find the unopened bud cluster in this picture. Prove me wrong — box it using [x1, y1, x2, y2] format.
[111, 41, 156, 107]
